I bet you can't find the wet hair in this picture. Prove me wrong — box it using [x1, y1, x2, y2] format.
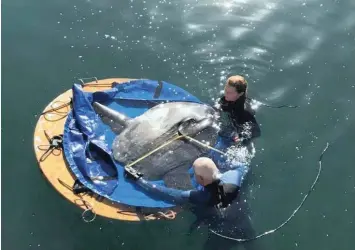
[226, 77, 247, 94]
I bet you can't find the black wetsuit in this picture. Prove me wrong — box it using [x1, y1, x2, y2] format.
[135, 168, 243, 208]
[218, 95, 261, 145]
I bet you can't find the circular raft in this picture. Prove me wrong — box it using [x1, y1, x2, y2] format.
[33, 78, 179, 222]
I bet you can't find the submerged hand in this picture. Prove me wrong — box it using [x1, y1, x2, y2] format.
[233, 136, 240, 143]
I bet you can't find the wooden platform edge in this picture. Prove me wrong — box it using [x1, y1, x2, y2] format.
[33, 78, 179, 222]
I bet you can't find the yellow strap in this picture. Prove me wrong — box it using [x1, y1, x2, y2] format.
[183, 135, 226, 156]
[125, 133, 184, 168]
[125, 133, 226, 169]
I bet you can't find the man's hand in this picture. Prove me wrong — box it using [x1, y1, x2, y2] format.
[232, 135, 240, 143]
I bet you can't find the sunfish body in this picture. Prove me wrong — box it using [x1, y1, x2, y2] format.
[93, 101, 220, 189]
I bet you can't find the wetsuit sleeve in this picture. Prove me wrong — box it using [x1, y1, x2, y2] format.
[246, 112, 261, 139]
[136, 178, 211, 205]
[238, 111, 261, 146]
[220, 169, 243, 205]
[221, 169, 244, 187]
[188, 190, 212, 205]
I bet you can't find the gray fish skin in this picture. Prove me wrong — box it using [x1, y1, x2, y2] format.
[93, 102, 131, 134]
[112, 102, 217, 162]
[93, 101, 219, 189]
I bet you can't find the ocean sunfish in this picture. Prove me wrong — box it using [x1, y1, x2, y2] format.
[93, 101, 220, 190]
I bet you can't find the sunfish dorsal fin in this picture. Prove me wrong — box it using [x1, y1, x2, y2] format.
[93, 102, 131, 133]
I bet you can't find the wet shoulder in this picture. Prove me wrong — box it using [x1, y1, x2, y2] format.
[244, 99, 256, 116]
[220, 169, 243, 185]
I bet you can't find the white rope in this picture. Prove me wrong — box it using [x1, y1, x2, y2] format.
[75, 198, 97, 223]
[82, 205, 97, 223]
[210, 143, 330, 242]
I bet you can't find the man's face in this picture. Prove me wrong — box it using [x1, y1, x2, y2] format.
[224, 85, 243, 102]
[195, 174, 205, 186]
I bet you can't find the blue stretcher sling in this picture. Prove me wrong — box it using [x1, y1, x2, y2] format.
[63, 79, 210, 208]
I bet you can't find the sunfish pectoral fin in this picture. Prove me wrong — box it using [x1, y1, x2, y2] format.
[92, 102, 131, 133]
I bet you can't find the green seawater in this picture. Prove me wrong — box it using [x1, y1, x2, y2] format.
[2, 0, 355, 249]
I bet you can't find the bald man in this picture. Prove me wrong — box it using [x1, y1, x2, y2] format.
[217, 75, 261, 145]
[127, 157, 245, 208]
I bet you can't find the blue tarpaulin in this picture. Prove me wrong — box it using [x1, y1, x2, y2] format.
[63, 79, 209, 208]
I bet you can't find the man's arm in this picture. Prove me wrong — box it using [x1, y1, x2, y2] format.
[247, 113, 261, 139]
[235, 111, 261, 146]
[135, 178, 211, 205]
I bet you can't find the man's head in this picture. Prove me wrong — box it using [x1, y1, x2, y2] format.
[224, 75, 247, 102]
[193, 157, 220, 186]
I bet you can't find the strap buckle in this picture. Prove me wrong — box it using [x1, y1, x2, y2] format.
[124, 165, 143, 180]
[37, 130, 63, 162]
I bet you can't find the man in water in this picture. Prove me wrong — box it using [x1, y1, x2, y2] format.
[126, 157, 245, 207]
[126, 157, 260, 248]
[205, 75, 261, 173]
[216, 75, 261, 146]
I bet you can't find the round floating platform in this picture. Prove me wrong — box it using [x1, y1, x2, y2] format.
[33, 78, 179, 222]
